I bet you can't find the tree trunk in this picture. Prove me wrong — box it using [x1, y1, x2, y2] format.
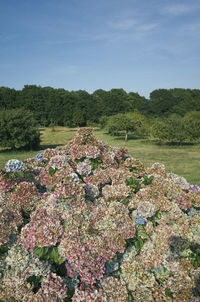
[125, 130, 128, 141]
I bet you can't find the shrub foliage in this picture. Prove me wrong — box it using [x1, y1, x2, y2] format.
[151, 118, 200, 143]
[0, 108, 40, 150]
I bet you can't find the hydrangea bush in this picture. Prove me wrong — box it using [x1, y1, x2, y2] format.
[0, 128, 200, 301]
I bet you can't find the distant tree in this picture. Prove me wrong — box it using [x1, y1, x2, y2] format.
[20, 85, 48, 124]
[0, 86, 17, 110]
[128, 92, 150, 115]
[72, 110, 85, 127]
[107, 113, 141, 141]
[126, 110, 149, 138]
[151, 118, 200, 144]
[0, 109, 40, 150]
[183, 111, 200, 121]
[99, 115, 109, 129]
[150, 89, 177, 116]
[1, 85, 200, 127]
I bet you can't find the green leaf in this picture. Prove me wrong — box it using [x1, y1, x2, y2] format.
[138, 231, 151, 241]
[0, 244, 9, 259]
[49, 247, 63, 264]
[137, 225, 144, 231]
[142, 175, 154, 185]
[137, 236, 144, 249]
[156, 211, 161, 219]
[49, 167, 57, 176]
[51, 247, 58, 261]
[134, 240, 140, 251]
[126, 176, 140, 193]
[165, 287, 173, 298]
[192, 259, 199, 269]
[128, 167, 139, 173]
[75, 158, 86, 163]
[89, 158, 102, 170]
[3, 172, 12, 180]
[132, 217, 136, 222]
[33, 247, 44, 258]
[15, 171, 24, 178]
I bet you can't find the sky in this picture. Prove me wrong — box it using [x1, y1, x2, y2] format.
[0, 0, 200, 98]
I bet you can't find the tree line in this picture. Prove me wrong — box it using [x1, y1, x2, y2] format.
[0, 85, 200, 150]
[0, 85, 200, 127]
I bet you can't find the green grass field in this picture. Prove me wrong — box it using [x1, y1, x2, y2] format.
[0, 126, 199, 186]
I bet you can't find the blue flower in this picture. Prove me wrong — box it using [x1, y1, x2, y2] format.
[5, 159, 25, 173]
[135, 216, 146, 226]
[189, 184, 200, 193]
[70, 173, 80, 183]
[35, 152, 44, 162]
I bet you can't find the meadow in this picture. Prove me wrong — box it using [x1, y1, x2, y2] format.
[0, 126, 199, 186]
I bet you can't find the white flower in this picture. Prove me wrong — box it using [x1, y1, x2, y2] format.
[77, 160, 91, 176]
[49, 155, 69, 169]
[70, 173, 80, 183]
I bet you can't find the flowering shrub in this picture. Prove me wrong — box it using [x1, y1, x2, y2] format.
[0, 128, 200, 301]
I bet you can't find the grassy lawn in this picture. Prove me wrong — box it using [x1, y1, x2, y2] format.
[0, 126, 199, 186]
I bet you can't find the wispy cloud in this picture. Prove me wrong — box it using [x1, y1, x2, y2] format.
[44, 19, 158, 46]
[162, 3, 200, 15]
[104, 16, 159, 43]
[109, 19, 138, 30]
[179, 20, 200, 36]
[137, 23, 157, 32]
[109, 18, 158, 33]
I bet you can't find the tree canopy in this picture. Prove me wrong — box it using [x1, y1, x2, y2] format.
[0, 85, 199, 127]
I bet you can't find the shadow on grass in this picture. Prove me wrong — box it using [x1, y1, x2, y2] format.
[102, 132, 154, 142]
[0, 144, 65, 154]
[103, 132, 200, 147]
[67, 128, 80, 132]
[37, 143, 65, 150]
[154, 141, 199, 147]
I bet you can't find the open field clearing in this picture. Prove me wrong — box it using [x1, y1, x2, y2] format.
[0, 126, 199, 186]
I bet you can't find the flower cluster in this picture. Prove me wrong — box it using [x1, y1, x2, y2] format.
[189, 184, 200, 193]
[135, 216, 146, 225]
[10, 181, 40, 212]
[1, 128, 200, 301]
[76, 159, 92, 176]
[35, 152, 44, 162]
[20, 208, 64, 252]
[34, 272, 68, 301]
[5, 159, 25, 172]
[0, 192, 23, 245]
[0, 171, 16, 192]
[49, 154, 69, 169]
[2, 240, 51, 286]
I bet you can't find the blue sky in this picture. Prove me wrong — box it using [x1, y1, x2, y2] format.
[0, 0, 200, 98]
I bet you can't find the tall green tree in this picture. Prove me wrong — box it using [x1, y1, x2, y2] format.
[128, 92, 150, 115]
[0, 87, 17, 109]
[149, 89, 177, 116]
